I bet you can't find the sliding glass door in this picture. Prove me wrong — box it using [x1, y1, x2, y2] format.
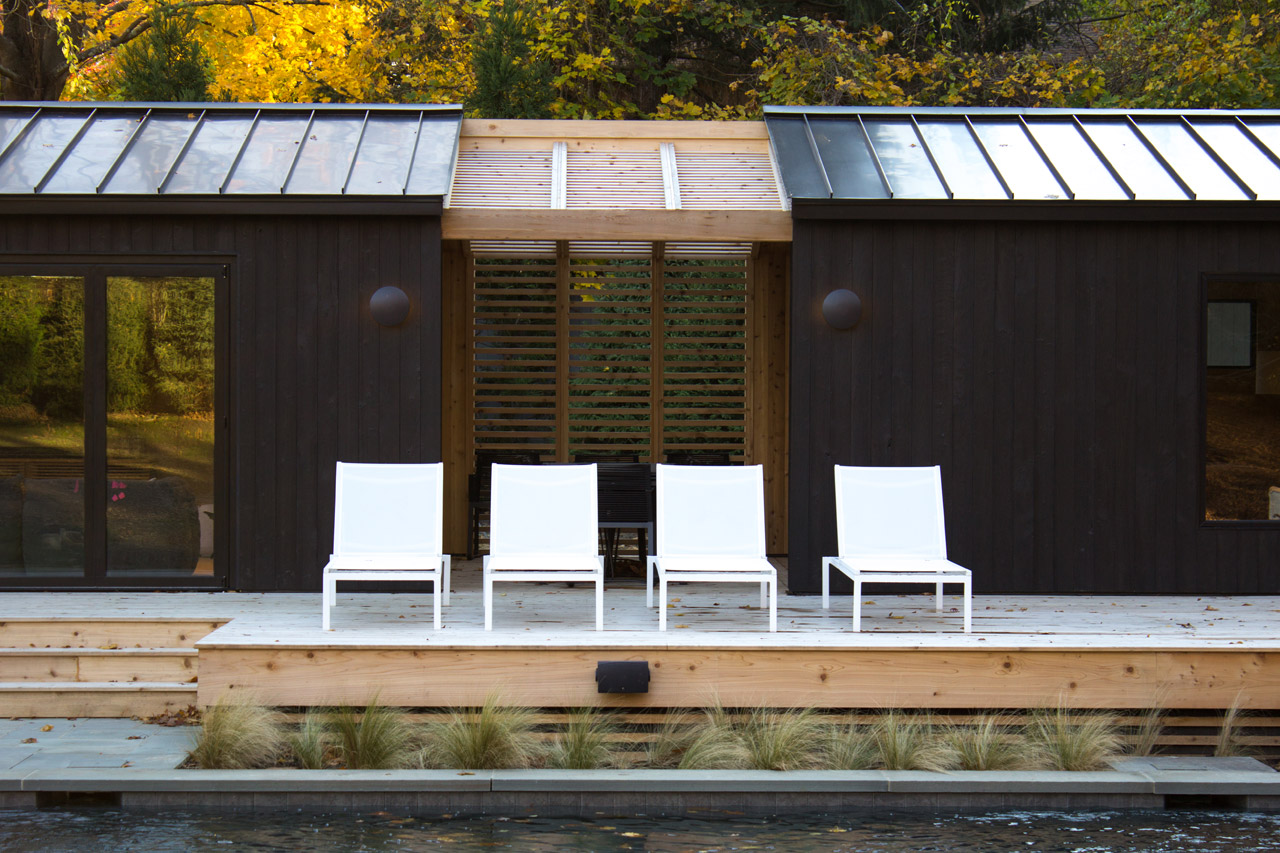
[0, 265, 226, 588]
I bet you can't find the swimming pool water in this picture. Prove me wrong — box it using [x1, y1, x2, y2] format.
[1, 808, 1278, 852]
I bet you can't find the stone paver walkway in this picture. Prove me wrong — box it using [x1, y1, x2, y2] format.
[0, 718, 189, 771]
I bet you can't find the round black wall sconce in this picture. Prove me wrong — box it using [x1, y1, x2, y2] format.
[822, 289, 862, 330]
[370, 286, 410, 326]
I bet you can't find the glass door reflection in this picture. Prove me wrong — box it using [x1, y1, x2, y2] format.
[0, 276, 86, 578]
[106, 276, 215, 577]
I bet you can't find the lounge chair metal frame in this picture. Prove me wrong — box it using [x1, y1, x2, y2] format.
[646, 464, 777, 632]
[322, 461, 451, 631]
[822, 465, 971, 633]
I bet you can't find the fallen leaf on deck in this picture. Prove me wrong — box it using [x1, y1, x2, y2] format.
[674, 624, 689, 629]
[1205, 606, 1218, 611]
[21, 738, 36, 743]
[99, 644, 118, 650]
[40, 725, 52, 732]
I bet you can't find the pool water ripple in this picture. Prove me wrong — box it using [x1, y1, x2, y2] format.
[1, 809, 1278, 852]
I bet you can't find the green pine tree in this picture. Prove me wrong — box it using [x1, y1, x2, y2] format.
[466, 0, 556, 119]
[115, 6, 213, 102]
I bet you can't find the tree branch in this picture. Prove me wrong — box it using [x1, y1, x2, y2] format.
[75, 0, 331, 63]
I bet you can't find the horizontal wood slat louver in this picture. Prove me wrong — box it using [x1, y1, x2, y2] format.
[472, 256, 559, 455]
[566, 152, 666, 209]
[675, 150, 786, 209]
[450, 151, 553, 208]
[471, 243, 747, 463]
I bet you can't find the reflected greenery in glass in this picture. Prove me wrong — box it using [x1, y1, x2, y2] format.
[107, 276, 215, 576]
[0, 276, 86, 576]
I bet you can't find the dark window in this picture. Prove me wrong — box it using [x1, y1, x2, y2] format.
[1205, 279, 1280, 522]
[0, 265, 225, 587]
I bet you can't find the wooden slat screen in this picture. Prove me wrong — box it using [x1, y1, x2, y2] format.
[662, 255, 747, 459]
[472, 255, 559, 456]
[470, 242, 747, 463]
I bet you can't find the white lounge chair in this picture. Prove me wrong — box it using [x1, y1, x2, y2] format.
[647, 464, 777, 632]
[322, 462, 450, 631]
[484, 463, 604, 631]
[822, 465, 971, 633]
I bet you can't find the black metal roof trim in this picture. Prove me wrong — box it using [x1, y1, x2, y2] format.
[0, 195, 444, 217]
[0, 103, 462, 200]
[765, 106, 1280, 203]
[789, 197, 1280, 222]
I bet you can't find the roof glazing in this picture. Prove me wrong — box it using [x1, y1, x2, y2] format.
[764, 107, 1280, 202]
[0, 103, 461, 197]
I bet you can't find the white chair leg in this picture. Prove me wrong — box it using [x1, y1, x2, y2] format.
[659, 574, 668, 631]
[442, 555, 451, 606]
[936, 580, 943, 612]
[853, 578, 862, 633]
[768, 576, 777, 633]
[322, 574, 333, 631]
[595, 564, 604, 632]
[433, 576, 442, 630]
[646, 557, 656, 607]
[963, 580, 972, 634]
[821, 558, 831, 609]
[760, 579, 767, 609]
[483, 556, 493, 631]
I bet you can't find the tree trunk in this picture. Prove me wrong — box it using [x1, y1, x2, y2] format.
[1, 1, 71, 101]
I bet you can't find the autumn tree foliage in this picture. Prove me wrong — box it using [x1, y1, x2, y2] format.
[4, 0, 1275, 111]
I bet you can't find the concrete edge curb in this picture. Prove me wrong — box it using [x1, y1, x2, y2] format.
[1, 768, 1278, 797]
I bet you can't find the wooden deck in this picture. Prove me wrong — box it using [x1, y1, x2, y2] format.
[2, 560, 1277, 714]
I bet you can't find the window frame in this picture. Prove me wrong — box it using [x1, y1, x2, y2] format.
[0, 255, 232, 589]
[1200, 272, 1280, 529]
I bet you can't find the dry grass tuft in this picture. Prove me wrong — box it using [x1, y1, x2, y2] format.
[870, 711, 955, 771]
[188, 694, 284, 770]
[330, 696, 417, 770]
[739, 707, 827, 771]
[645, 711, 696, 769]
[942, 715, 1033, 771]
[1215, 695, 1252, 758]
[1026, 706, 1120, 771]
[547, 708, 617, 769]
[420, 694, 542, 770]
[824, 716, 877, 770]
[289, 708, 332, 770]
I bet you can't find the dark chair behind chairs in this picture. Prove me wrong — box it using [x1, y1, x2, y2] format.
[663, 451, 733, 465]
[595, 462, 655, 579]
[467, 450, 542, 559]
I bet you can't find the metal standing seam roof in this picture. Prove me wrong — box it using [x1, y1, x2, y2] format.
[764, 106, 1280, 202]
[0, 103, 462, 197]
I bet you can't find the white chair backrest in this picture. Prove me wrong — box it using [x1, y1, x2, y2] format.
[834, 465, 947, 559]
[332, 462, 443, 556]
[656, 464, 766, 558]
[490, 463, 598, 557]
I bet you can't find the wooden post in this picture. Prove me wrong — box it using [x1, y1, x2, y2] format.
[649, 242, 666, 463]
[440, 240, 471, 553]
[555, 240, 571, 462]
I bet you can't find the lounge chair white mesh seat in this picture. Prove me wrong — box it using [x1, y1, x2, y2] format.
[646, 464, 777, 632]
[322, 462, 450, 631]
[822, 465, 971, 633]
[484, 463, 604, 631]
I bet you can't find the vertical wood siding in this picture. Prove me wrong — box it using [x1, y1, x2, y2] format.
[0, 214, 442, 591]
[790, 217, 1280, 595]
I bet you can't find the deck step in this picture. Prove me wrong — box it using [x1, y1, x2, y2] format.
[0, 619, 224, 649]
[0, 648, 198, 683]
[0, 681, 197, 718]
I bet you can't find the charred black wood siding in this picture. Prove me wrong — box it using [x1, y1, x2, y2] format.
[0, 213, 442, 592]
[790, 215, 1280, 595]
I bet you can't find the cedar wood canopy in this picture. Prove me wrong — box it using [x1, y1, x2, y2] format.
[764, 106, 1280, 597]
